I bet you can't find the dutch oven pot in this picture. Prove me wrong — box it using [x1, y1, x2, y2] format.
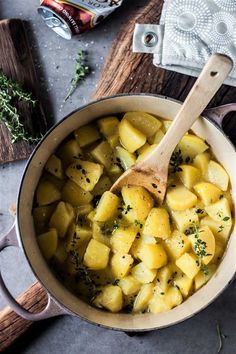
[0, 94, 236, 331]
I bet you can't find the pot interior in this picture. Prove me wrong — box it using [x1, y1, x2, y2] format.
[17, 94, 236, 330]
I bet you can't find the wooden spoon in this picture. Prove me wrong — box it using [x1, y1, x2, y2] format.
[110, 54, 233, 203]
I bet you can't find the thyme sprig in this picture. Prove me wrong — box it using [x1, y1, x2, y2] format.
[216, 322, 226, 354]
[0, 72, 40, 144]
[65, 50, 90, 101]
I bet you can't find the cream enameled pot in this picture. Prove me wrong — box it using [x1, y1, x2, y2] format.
[1, 94, 236, 331]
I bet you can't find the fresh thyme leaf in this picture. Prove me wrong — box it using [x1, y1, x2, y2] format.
[170, 149, 183, 173]
[223, 216, 230, 221]
[134, 219, 143, 228]
[216, 322, 226, 354]
[118, 204, 133, 215]
[0, 72, 40, 144]
[65, 50, 90, 101]
[200, 264, 209, 276]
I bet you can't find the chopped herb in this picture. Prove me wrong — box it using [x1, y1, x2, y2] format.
[219, 194, 224, 199]
[200, 264, 209, 276]
[218, 225, 224, 233]
[134, 219, 143, 228]
[170, 149, 183, 173]
[118, 204, 133, 215]
[185, 156, 191, 163]
[223, 216, 230, 222]
[113, 279, 119, 285]
[92, 195, 101, 208]
[195, 208, 204, 214]
[160, 292, 165, 295]
[151, 183, 157, 189]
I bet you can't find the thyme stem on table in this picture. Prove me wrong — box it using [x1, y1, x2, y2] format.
[216, 322, 226, 354]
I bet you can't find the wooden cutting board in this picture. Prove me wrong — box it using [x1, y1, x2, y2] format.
[0, 0, 236, 351]
[0, 19, 47, 164]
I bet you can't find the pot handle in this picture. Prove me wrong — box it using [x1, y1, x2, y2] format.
[0, 223, 68, 321]
[203, 103, 236, 129]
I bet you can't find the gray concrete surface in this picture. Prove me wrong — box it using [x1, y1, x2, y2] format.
[0, 1, 236, 353]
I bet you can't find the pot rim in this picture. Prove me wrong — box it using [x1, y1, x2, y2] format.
[16, 93, 236, 331]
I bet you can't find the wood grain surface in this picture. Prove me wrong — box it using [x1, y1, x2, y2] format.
[0, 0, 236, 351]
[0, 19, 47, 164]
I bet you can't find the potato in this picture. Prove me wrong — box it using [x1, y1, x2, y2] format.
[177, 134, 208, 160]
[131, 262, 157, 283]
[54, 242, 67, 264]
[136, 144, 157, 162]
[143, 207, 171, 239]
[166, 185, 197, 211]
[177, 165, 200, 189]
[176, 253, 200, 279]
[90, 141, 113, 169]
[119, 118, 146, 153]
[111, 253, 134, 278]
[33, 204, 56, 233]
[148, 293, 171, 314]
[194, 201, 207, 218]
[118, 276, 141, 296]
[49, 201, 74, 238]
[129, 237, 143, 260]
[110, 225, 137, 254]
[171, 209, 199, 233]
[36, 180, 61, 206]
[107, 134, 120, 148]
[98, 116, 119, 137]
[139, 243, 167, 269]
[62, 180, 93, 206]
[57, 139, 82, 167]
[194, 264, 217, 290]
[164, 230, 191, 260]
[205, 198, 232, 225]
[66, 223, 92, 252]
[83, 239, 110, 270]
[162, 119, 172, 132]
[165, 287, 183, 308]
[37, 229, 58, 260]
[193, 152, 210, 176]
[93, 285, 123, 313]
[200, 216, 231, 243]
[94, 191, 120, 222]
[210, 239, 225, 264]
[115, 146, 136, 170]
[121, 186, 154, 224]
[174, 274, 193, 297]
[66, 160, 103, 192]
[133, 283, 154, 312]
[42, 172, 65, 191]
[75, 204, 93, 218]
[155, 265, 172, 292]
[92, 175, 112, 196]
[92, 221, 110, 246]
[193, 182, 222, 206]
[188, 226, 215, 266]
[148, 129, 164, 145]
[45, 155, 64, 179]
[207, 160, 229, 191]
[74, 124, 100, 147]
[123, 112, 162, 137]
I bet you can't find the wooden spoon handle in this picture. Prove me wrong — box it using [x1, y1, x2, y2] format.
[146, 54, 233, 169]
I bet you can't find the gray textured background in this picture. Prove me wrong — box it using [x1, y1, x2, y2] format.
[0, 1, 236, 353]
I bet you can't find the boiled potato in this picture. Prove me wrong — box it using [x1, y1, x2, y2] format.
[37, 229, 58, 260]
[194, 264, 217, 290]
[164, 230, 191, 260]
[193, 182, 222, 206]
[111, 253, 134, 278]
[193, 152, 210, 176]
[166, 185, 197, 211]
[110, 225, 137, 254]
[57, 139, 82, 167]
[205, 198, 232, 224]
[66, 160, 103, 192]
[45, 155, 64, 179]
[171, 209, 199, 233]
[155, 265, 172, 292]
[200, 215, 231, 243]
[148, 293, 171, 314]
[94, 191, 120, 222]
[143, 207, 171, 239]
[162, 120, 172, 132]
[133, 283, 154, 312]
[98, 116, 119, 137]
[139, 243, 167, 269]
[131, 262, 157, 284]
[174, 274, 193, 298]
[92, 222, 110, 247]
[165, 287, 183, 308]
[177, 165, 200, 189]
[62, 180, 93, 206]
[115, 146, 136, 170]
[189, 224, 215, 266]
[107, 133, 120, 148]
[90, 141, 113, 169]
[49, 201, 74, 238]
[54, 242, 67, 264]
[177, 134, 208, 160]
[33, 204, 56, 233]
[119, 118, 146, 153]
[207, 160, 229, 191]
[176, 252, 200, 279]
[123, 112, 162, 137]
[148, 129, 164, 144]
[83, 239, 110, 270]
[93, 285, 123, 313]
[136, 144, 157, 162]
[74, 124, 100, 147]
[92, 175, 112, 196]
[36, 180, 61, 206]
[118, 276, 141, 296]
[66, 223, 92, 252]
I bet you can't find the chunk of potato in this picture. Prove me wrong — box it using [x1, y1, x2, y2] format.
[62, 180, 93, 206]
[36, 180, 61, 206]
[166, 185, 197, 211]
[33, 204, 56, 233]
[49, 201, 74, 238]
[136, 144, 157, 162]
[92, 175, 112, 196]
[174, 274, 193, 298]
[133, 283, 154, 312]
[193, 182, 222, 206]
[129, 237, 143, 260]
[119, 118, 146, 153]
[143, 207, 171, 239]
[171, 209, 199, 233]
[210, 239, 224, 264]
[193, 152, 210, 176]
[123, 112, 162, 137]
[155, 265, 172, 292]
[139, 243, 167, 269]
[207, 160, 229, 191]
[205, 198, 232, 225]
[108, 164, 123, 182]
[66, 160, 103, 192]
[110, 225, 137, 254]
[66, 223, 92, 252]
[200, 216, 231, 243]
[90, 141, 113, 169]
[45, 155, 64, 179]
[75, 204, 93, 218]
[74, 124, 100, 147]
[177, 165, 200, 189]
[148, 293, 171, 314]
[164, 286, 183, 308]
[42, 173, 65, 191]
[162, 119, 172, 132]
[92, 222, 110, 247]
[121, 186, 154, 224]
[194, 264, 217, 290]
[164, 230, 191, 260]
[93, 285, 123, 313]
[177, 134, 208, 160]
[148, 129, 164, 145]
[37, 229, 58, 260]
[107, 134, 120, 148]
[176, 252, 200, 279]
[94, 191, 120, 222]
[115, 146, 136, 170]
[83, 239, 110, 270]
[98, 116, 119, 137]
[118, 276, 141, 296]
[57, 139, 82, 167]
[131, 262, 157, 283]
[54, 242, 67, 264]
[111, 253, 134, 278]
